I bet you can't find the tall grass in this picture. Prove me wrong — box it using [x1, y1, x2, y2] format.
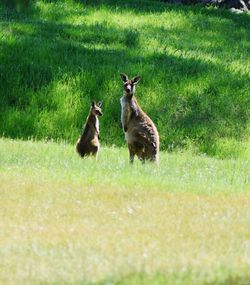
[0, 0, 249, 157]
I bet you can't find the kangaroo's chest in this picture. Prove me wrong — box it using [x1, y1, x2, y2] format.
[120, 96, 128, 115]
[120, 96, 133, 121]
[89, 116, 99, 135]
[95, 119, 99, 134]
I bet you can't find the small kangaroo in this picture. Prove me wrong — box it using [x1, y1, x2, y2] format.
[76, 101, 103, 158]
[120, 73, 160, 163]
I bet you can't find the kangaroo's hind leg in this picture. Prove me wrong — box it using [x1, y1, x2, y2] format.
[147, 145, 159, 164]
[76, 140, 87, 157]
[128, 143, 136, 164]
[90, 145, 99, 159]
[133, 142, 146, 163]
[138, 142, 159, 164]
[138, 148, 147, 164]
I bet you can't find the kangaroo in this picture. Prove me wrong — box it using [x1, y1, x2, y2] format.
[120, 73, 160, 163]
[76, 101, 103, 158]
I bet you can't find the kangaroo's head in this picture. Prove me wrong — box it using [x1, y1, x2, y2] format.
[120, 73, 141, 96]
[91, 101, 103, 116]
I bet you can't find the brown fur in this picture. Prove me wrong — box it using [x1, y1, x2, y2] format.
[120, 74, 160, 163]
[76, 102, 102, 158]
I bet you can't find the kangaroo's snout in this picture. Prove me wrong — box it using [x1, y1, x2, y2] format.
[125, 84, 132, 94]
[97, 110, 103, 116]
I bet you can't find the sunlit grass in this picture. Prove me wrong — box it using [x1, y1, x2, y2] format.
[0, 138, 250, 285]
[1, 138, 250, 193]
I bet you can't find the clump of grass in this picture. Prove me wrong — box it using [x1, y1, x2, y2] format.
[123, 29, 140, 47]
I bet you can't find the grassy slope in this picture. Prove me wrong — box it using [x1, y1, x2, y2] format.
[0, 0, 250, 157]
[0, 138, 250, 285]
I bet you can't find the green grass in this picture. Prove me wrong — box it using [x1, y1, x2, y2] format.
[1, 2, 250, 284]
[0, 0, 250, 157]
[0, 138, 250, 285]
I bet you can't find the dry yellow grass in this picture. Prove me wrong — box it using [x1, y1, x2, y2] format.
[1, 176, 250, 284]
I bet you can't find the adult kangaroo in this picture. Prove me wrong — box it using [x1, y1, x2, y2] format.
[120, 73, 159, 163]
[76, 101, 102, 158]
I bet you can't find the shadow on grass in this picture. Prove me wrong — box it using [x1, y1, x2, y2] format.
[0, 1, 249, 156]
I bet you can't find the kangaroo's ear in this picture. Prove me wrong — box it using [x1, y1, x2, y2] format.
[132, 76, 141, 84]
[91, 101, 96, 107]
[120, 73, 128, 83]
[97, 101, 102, 108]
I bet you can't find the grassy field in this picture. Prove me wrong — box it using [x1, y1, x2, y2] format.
[0, 0, 250, 157]
[1, 0, 250, 284]
[0, 138, 250, 285]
